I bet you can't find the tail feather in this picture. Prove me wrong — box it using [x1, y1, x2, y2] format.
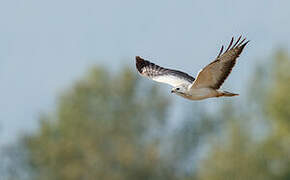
[218, 90, 239, 97]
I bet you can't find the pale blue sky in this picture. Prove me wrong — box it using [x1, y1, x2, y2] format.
[1, 0, 290, 145]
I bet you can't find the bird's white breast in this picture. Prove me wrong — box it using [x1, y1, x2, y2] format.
[185, 87, 218, 100]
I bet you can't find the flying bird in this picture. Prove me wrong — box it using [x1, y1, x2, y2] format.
[136, 36, 249, 100]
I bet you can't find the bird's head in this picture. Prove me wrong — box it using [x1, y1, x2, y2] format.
[171, 86, 187, 95]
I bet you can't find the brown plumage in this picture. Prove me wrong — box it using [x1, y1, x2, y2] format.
[192, 36, 249, 89]
[135, 36, 249, 101]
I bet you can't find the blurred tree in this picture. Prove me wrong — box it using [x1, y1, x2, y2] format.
[197, 50, 290, 180]
[23, 66, 175, 180]
[0, 143, 33, 180]
[261, 51, 290, 179]
[6, 50, 290, 180]
[165, 105, 218, 177]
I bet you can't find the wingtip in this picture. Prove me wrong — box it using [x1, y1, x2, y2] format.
[240, 40, 250, 50]
[232, 35, 242, 48]
[225, 37, 234, 52]
[136, 56, 143, 62]
[217, 45, 224, 58]
[135, 56, 146, 73]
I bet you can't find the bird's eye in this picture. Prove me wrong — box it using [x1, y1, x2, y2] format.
[176, 88, 180, 91]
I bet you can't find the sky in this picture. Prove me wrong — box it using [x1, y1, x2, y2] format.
[1, 0, 290, 146]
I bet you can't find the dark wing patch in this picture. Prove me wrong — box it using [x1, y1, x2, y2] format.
[136, 56, 195, 86]
[213, 36, 249, 89]
[192, 36, 249, 89]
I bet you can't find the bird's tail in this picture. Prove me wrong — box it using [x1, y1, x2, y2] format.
[218, 90, 239, 97]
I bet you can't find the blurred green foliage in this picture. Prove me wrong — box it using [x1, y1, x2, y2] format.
[24, 66, 174, 180]
[197, 51, 290, 180]
[1, 51, 290, 180]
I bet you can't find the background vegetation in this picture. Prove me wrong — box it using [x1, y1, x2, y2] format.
[1, 51, 290, 180]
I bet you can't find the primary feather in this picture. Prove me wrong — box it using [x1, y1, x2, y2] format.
[191, 36, 249, 89]
[135, 36, 249, 101]
[136, 56, 195, 87]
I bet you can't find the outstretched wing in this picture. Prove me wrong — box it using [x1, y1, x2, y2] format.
[136, 56, 195, 87]
[191, 36, 249, 89]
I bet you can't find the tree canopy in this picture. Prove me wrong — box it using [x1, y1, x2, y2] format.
[197, 50, 290, 180]
[2, 51, 290, 180]
[24, 66, 174, 180]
